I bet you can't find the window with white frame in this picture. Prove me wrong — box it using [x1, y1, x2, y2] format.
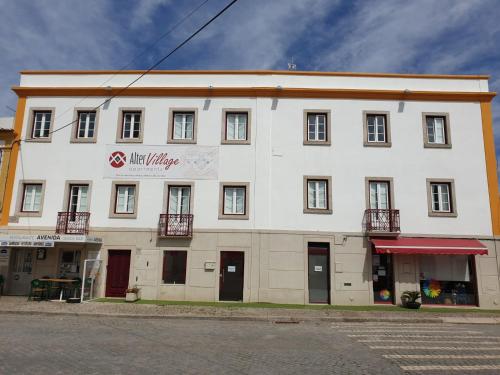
[366, 114, 387, 143]
[77, 111, 96, 139]
[225, 113, 248, 141]
[431, 183, 451, 212]
[69, 185, 89, 213]
[223, 186, 246, 215]
[173, 112, 194, 140]
[426, 116, 447, 144]
[32, 111, 52, 138]
[369, 181, 390, 210]
[307, 180, 328, 210]
[115, 185, 136, 214]
[168, 186, 191, 214]
[307, 113, 327, 142]
[122, 112, 141, 139]
[22, 184, 43, 212]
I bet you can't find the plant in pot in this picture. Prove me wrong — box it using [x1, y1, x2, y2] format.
[401, 290, 421, 309]
[125, 286, 140, 302]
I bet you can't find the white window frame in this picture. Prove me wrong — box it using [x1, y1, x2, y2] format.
[307, 113, 327, 142]
[173, 113, 194, 140]
[223, 187, 246, 215]
[22, 184, 43, 212]
[69, 185, 89, 213]
[115, 185, 136, 214]
[367, 114, 386, 143]
[307, 180, 328, 210]
[77, 111, 96, 139]
[32, 111, 52, 139]
[369, 181, 390, 210]
[168, 186, 191, 214]
[122, 112, 141, 139]
[226, 113, 248, 141]
[427, 116, 446, 144]
[431, 183, 451, 213]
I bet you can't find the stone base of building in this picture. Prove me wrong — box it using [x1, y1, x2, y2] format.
[1, 228, 500, 309]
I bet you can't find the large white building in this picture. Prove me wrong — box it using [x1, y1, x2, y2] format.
[1, 70, 499, 307]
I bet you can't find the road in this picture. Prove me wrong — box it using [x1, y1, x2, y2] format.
[1, 314, 500, 374]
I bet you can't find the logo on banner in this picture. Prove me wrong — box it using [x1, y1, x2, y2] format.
[109, 151, 126, 168]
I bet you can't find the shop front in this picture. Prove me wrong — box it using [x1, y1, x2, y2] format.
[371, 237, 488, 307]
[0, 234, 102, 297]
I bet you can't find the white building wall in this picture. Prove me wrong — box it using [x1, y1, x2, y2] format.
[8, 73, 493, 237]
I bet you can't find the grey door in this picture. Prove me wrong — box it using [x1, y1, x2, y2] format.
[308, 245, 330, 304]
[9, 249, 34, 295]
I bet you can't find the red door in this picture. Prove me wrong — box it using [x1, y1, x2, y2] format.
[105, 250, 131, 297]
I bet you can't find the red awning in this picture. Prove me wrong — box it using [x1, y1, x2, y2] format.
[371, 237, 488, 255]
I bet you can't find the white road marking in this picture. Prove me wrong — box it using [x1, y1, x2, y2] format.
[339, 329, 481, 334]
[359, 339, 499, 345]
[369, 345, 500, 350]
[401, 365, 500, 371]
[384, 354, 500, 359]
[348, 334, 499, 339]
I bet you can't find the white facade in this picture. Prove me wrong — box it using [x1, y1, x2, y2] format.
[2, 71, 499, 307]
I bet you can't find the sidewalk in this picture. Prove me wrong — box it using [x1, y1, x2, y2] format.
[1, 296, 500, 324]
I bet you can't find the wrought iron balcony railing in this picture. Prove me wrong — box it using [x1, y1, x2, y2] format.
[56, 212, 90, 235]
[158, 214, 193, 238]
[363, 209, 400, 234]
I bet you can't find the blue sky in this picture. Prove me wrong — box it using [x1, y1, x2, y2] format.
[1, 0, 500, 155]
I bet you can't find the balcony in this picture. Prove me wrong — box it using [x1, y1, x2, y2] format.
[158, 214, 193, 238]
[56, 212, 90, 235]
[363, 209, 400, 236]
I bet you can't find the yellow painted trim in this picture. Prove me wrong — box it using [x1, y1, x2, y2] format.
[10, 86, 496, 102]
[480, 102, 500, 235]
[19, 69, 490, 80]
[0, 96, 26, 226]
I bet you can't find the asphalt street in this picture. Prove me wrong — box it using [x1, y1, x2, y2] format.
[1, 314, 500, 374]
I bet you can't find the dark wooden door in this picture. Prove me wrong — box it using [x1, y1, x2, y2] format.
[219, 251, 244, 301]
[308, 244, 330, 304]
[105, 250, 131, 297]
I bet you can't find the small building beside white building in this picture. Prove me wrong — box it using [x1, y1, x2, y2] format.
[1, 69, 499, 308]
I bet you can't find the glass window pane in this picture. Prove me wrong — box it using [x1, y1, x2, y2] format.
[308, 181, 316, 208]
[169, 187, 179, 214]
[224, 188, 233, 213]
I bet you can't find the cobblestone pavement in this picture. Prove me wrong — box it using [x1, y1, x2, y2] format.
[1, 315, 500, 375]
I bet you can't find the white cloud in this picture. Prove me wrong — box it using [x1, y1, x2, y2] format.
[129, 0, 172, 30]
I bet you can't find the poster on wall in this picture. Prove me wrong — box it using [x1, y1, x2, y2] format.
[104, 144, 219, 180]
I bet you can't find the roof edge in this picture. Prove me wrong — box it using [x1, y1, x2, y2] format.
[18, 69, 490, 80]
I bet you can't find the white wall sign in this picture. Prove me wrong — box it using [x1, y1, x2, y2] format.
[104, 144, 219, 180]
[314, 265, 323, 272]
[0, 234, 102, 246]
[227, 266, 236, 273]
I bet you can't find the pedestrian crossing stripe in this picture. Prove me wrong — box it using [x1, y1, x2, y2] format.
[359, 339, 499, 345]
[370, 345, 500, 350]
[401, 365, 500, 371]
[384, 354, 500, 359]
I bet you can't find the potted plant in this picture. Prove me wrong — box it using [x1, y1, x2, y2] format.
[125, 286, 140, 302]
[401, 290, 421, 309]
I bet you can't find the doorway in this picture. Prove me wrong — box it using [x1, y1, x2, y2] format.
[105, 250, 131, 297]
[9, 249, 34, 295]
[372, 252, 394, 304]
[219, 251, 244, 301]
[308, 243, 330, 304]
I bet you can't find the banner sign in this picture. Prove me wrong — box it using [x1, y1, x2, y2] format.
[104, 144, 219, 179]
[0, 234, 103, 247]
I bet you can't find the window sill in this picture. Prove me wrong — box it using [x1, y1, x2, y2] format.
[70, 138, 97, 144]
[218, 214, 249, 220]
[109, 213, 137, 219]
[116, 138, 143, 144]
[15, 211, 43, 218]
[168, 139, 197, 144]
[221, 139, 251, 145]
[303, 140, 331, 146]
[303, 208, 332, 215]
[428, 211, 458, 217]
[424, 143, 452, 149]
[160, 283, 186, 286]
[363, 142, 392, 148]
[25, 138, 52, 143]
